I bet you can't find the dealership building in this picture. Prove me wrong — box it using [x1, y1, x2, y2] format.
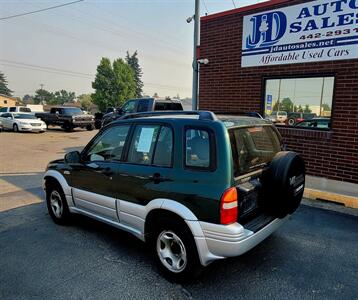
[199, 0, 358, 186]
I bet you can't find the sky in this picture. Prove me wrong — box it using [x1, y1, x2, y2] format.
[0, 0, 266, 99]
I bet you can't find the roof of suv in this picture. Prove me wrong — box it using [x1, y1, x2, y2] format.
[112, 111, 271, 128]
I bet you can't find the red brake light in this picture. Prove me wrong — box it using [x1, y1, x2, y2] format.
[220, 187, 238, 225]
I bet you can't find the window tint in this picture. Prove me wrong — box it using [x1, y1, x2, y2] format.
[0, 108, 7, 112]
[264, 77, 334, 128]
[154, 102, 183, 111]
[153, 126, 173, 167]
[86, 125, 130, 162]
[9, 107, 16, 112]
[230, 126, 281, 177]
[185, 129, 210, 168]
[127, 125, 160, 165]
[63, 108, 82, 115]
[122, 100, 136, 113]
[19, 107, 31, 112]
[137, 100, 150, 112]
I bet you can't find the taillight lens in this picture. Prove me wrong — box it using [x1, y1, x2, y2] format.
[220, 187, 238, 225]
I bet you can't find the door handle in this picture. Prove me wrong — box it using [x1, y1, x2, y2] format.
[150, 173, 165, 184]
[101, 168, 114, 177]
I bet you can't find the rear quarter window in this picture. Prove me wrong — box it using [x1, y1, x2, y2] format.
[185, 128, 214, 169]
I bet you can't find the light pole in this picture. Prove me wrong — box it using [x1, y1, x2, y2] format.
[189, 0, 200, 111]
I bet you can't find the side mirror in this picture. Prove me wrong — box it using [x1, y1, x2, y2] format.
[65, 151, 81, 164]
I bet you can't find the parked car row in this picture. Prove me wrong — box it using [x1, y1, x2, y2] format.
[268, 111, 318, 126]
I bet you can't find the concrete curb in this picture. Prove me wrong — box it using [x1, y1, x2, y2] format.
[304, 188, 358, 209]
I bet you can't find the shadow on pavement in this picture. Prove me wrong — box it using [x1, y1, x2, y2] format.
[0, 203, 357, 299]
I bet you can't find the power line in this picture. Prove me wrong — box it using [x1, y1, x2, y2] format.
[0, 0, 84, 21]
[0, 60, 190, 91]
[231, 0, 237, 9]
[201, 0, 209, 14]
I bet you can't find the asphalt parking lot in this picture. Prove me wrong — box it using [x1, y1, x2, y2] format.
[0, 129, 357, 299]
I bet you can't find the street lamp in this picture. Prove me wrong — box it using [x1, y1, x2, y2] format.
[187, 0, 200, 110]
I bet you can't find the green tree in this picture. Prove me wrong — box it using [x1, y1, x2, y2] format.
[322, 103, 331, 111]
[296, 105, 303, 113]
[23, 94, 34, 104]
[53, 90, 76, 104]
[0, 71, 13, 96]
[34, 89, 54, 104]
[304, 104, 312, 113]
[92, 57, 136, 112]
[280, 97, 294, 112]
[125, 51, 143, 98]
[78, 94, 93, 111]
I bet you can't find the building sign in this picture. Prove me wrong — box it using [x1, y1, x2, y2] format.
[266, 94, 273, 113]
[241, 0, 358, 67]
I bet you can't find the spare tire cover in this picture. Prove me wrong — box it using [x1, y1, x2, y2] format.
[260, 151, 305, 218]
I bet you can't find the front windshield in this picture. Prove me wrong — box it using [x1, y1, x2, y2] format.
[13, 114, 37, 119]
[63, 108, 83, 115]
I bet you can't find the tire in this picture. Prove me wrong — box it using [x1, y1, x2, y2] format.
[288, 118, 295, 126]
[46, 182, 71, 225]
[64, 123, 73, 132]
[149, 216, 202, 282]
[13, 124, 19, 132]
[86, 124, 94, 131]
[260, 151, 305, 218]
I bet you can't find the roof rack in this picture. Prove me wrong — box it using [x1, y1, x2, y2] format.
[119, 110, 217, 121]
[216, 111, 264, 119]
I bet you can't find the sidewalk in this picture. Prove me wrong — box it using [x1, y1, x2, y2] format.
[304, 176, 358, 209]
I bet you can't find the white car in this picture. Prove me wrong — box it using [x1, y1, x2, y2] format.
[268, 111, 288, 124]
[0, 112, 46, 133]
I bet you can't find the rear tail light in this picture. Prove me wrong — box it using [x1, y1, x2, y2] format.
[220, 187, 238, 225]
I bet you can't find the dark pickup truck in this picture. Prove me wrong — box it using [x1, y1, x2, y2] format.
[35, 107, 95, 132]
[100, 98, 183, 128]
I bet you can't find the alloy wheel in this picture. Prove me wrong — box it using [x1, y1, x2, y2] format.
[156, 230, 187, 273]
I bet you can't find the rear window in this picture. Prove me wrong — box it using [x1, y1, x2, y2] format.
[20, 107, 31, 112]
[229, 126, 281, 177]
[63, 108, 83, 115]
[154, 102, 183, 111]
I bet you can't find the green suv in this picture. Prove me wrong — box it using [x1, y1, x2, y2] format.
[43, 111, 305, 281]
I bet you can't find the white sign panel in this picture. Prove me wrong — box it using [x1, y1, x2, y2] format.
[137, 127, 155, 153]
[241, 0, 358, 67]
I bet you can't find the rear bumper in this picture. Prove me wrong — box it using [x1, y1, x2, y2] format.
[190, 216, 289, 266]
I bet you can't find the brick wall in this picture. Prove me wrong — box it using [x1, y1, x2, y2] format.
[199, 0, 358, 184]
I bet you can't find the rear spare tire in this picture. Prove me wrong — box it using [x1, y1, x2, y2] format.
[260, 151, 305, 218]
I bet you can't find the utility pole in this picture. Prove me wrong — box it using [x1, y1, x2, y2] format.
[40, 83, 44, 104]
[191, 0, 200, 110]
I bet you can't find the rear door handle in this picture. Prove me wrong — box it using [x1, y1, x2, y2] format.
[150, 173, 165, 184]
[101, 168, 114, 177]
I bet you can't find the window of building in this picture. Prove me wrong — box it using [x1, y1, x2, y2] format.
[264, 76, 334, 129]
[4, 100, 8, 104]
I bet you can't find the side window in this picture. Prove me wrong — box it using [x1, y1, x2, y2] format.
[0, 107, 7, 112]
[153, 126, 173, 167]
[85, 125, 130, 162]
[137, 100, 149, 112]
[127, 125, 160, 165]
[185, 129, 211, 168]
[122, 100, 136, 114]
[9, 107, 16, 112]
